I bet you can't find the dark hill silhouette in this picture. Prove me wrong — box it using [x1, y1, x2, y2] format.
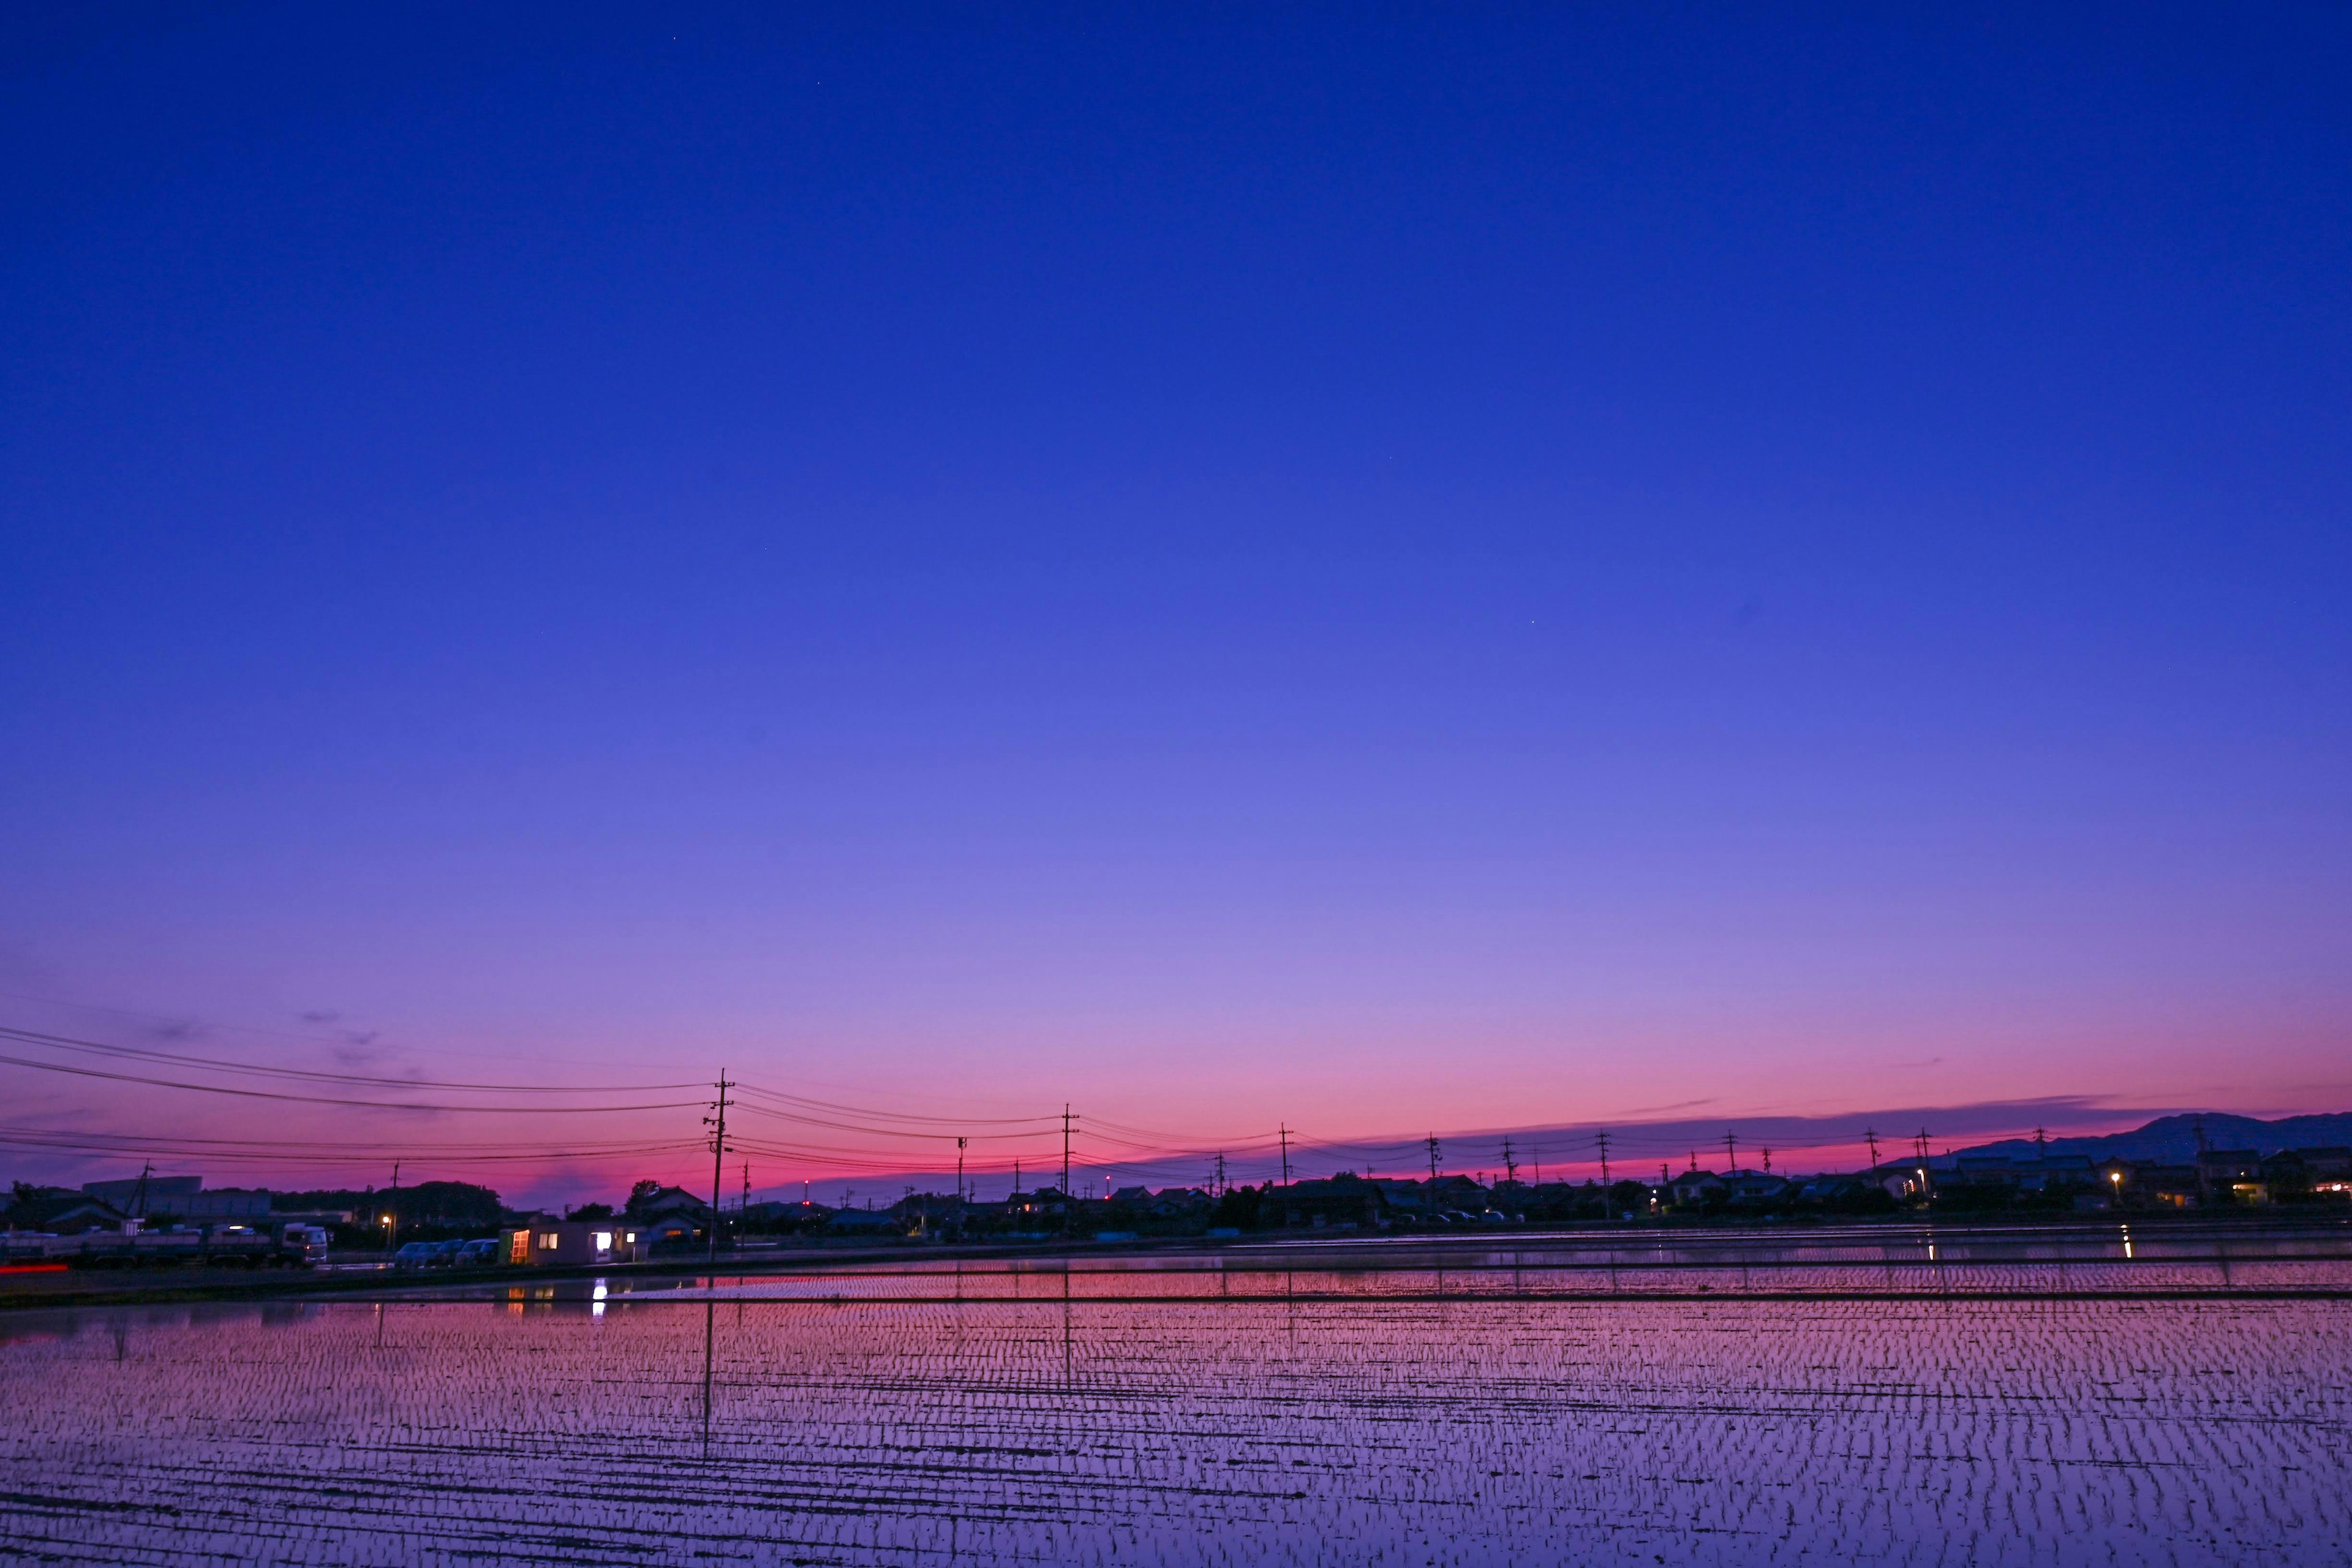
[1950, 1112, 2352, 1166]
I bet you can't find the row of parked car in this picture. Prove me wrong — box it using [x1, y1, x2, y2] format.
[391, 1237, 503, 1269]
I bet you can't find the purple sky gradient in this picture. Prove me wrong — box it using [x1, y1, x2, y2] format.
[2, 6, 2348, 1205]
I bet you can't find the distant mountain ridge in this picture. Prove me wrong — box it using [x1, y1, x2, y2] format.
[1948, 1112, 2352, 1167]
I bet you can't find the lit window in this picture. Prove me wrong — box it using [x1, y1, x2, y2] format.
[538, 1233, 559, 1249]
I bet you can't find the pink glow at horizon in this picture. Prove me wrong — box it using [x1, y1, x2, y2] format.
[5, 985, 2343, 1208]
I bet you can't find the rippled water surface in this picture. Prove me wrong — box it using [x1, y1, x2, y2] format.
[4, 1250, 2349, 1566]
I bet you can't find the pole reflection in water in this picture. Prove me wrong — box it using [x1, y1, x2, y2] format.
[700, 1297, 717, 1457]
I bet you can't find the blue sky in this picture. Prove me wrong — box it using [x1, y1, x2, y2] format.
[2, 4, 2347, 1195]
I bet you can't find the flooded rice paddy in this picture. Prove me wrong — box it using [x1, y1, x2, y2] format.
[4, 1233, 2349, 1566]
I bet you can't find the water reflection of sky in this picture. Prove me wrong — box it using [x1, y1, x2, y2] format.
[4, 1259, 2348, 1566]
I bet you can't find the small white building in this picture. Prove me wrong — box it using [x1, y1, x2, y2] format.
[505, 1220, 646, 1267]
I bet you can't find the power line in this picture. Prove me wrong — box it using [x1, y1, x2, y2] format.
[0, 1024, 706, 1092]
[0, 1051, 704, 1114]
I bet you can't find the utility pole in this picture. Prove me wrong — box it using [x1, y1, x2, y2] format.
[389, 1161, 401, 1249]
[1426, 1134, 1441, 1183]
[1501, 1137, 1518, 1186]
[1596, 1129, 1611, 1186]
[130, 1160, 153, 1221]
[1724, 1132, 1738, 1173]
[2193, 1115, 2211, 1207]
[1863, 1128, 1882, 1170]
[741, 1160, 750, 1219]
[1060, 1106, 1072, 1236]
[1213, 1152, 1227, 1199]
[704, 1071, 734, 1270]
[2032, 1126, 2049, 1159]
[1531, 1145, 1541, 1186]
[956, 1137, 968, 1204]
[1278, 1124, 1292, 1226]
[1760, 1147, 1771, 1173]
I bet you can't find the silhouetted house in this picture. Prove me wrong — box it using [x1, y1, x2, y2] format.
[1721, 1172, 1792, 1207]
[2016, 1156, 2094, 1194]
[1953, 1155, 2016, 1187]
[2128, 1162, 2202, 1207]
[1796, 1175, 1867, 1204]
[1280, 1173, 1387, 1227]
[633, 1214, 699, 1251]
[4, 1189, 128, 1234]
[2196, 1149, 2264, 1202]
[1668, 1169, 1726, 1207]
[78, 1176, 270, 1219]
[2198, 1148, 2260, 1182]
[631, 1185, 712, 1221]
[1425, 1175, 1490, 1213]
[1147, 1188, 1210, 1219]
[1869, 1164, 1932, 1202]
[893, 1193, 967, 1234]
[2263, 1147, 2352, 1196]
[826, 1208, 902, 1237]
[2295, 1147, 2352, 1180]
[1009, 1188, 1066, 1221]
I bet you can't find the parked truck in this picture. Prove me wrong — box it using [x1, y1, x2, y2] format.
[2, 1219, 330, 1269]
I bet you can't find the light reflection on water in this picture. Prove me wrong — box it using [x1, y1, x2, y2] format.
[3, 1246, 2348, 1566]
